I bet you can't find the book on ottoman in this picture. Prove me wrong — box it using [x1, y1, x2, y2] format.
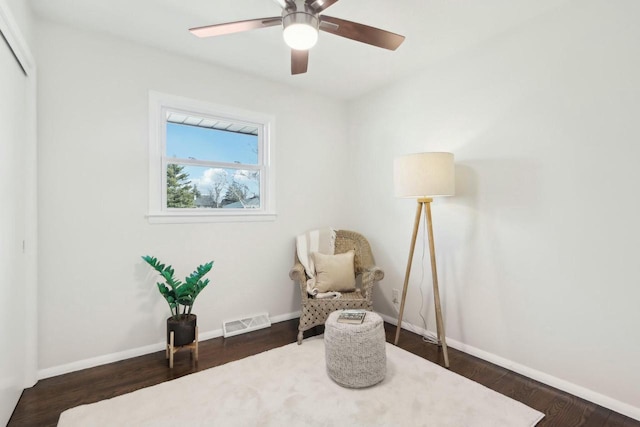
[337, 309, 366, 324]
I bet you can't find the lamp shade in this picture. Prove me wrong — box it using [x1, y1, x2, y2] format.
[394, 152, 455, 198]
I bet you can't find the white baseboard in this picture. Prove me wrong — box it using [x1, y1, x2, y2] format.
[38, 310, 639, 421]
[37, 310, 302, 381]
[269, 311, 301, 324]
[379, 313, 640, 422]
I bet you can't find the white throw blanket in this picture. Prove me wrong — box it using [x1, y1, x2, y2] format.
[296, 228, 340, 299]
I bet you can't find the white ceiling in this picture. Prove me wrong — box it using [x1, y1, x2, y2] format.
[29, 0, 568, 100]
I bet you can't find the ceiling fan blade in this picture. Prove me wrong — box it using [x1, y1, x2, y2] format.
[274, 0, 297, 10]
[190, 17, 282, 38]
[319, 15, 405, 51]
[306, 0, 339, 13]
[291, 49, 309, 75]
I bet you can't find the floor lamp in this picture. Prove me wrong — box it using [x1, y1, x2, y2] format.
[393, 152, 454, 368]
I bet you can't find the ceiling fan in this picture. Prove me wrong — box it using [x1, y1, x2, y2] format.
[189, 0, 405, 75]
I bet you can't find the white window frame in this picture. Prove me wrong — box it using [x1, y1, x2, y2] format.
[147, 91, 276, 223]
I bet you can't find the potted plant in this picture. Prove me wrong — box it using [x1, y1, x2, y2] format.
[142, 255, 214, 347]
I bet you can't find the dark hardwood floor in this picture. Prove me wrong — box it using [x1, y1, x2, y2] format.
[9, 319, 639, 426]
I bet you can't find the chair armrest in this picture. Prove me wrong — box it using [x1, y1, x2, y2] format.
[361, 265, 384, 300]
[289, 262, 309, 300]
[289, 262, 305, 282]
[362, 265, 384, 282]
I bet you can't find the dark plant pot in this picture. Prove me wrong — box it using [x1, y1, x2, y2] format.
[167, 314, 197, 347]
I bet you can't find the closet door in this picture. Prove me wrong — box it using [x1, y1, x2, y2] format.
[0, 31, 28, 425]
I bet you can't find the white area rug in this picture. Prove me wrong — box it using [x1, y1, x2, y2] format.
[58, 337, 544, 426]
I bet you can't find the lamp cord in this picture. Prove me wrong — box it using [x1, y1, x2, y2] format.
[392, 203, 439, 344]
[419, 209, 439, 345]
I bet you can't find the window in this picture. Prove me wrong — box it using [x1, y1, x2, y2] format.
[148, 92, 276, 223]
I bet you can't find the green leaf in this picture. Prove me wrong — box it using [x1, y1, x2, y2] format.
[143, 256, 215, 316]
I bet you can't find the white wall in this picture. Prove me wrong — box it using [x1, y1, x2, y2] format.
[36, 19, 350, 373]
[348, 0, 640, 419]
[30, 0, 640, 420]
[6, 0, 34, 47]
[0, 0, 37, 424]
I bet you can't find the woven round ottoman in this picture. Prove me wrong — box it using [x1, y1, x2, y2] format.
[324, 310, 386, 388]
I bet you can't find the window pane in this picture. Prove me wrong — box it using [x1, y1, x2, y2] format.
[166, 121, 258, 165]
[167, 163, 260, 209]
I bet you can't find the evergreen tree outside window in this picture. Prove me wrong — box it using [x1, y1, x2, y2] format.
[166, 164, 198, 208]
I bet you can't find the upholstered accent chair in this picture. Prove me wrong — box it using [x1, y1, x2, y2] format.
[290, 229, 384, 344]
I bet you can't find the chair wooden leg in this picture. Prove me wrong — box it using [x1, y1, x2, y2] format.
[297, 331, 303, 345]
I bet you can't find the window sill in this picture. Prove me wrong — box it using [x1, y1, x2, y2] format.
[147, 211, 277, 224]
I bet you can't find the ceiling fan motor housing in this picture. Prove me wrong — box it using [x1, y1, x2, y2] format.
[282, 10, 319, 31]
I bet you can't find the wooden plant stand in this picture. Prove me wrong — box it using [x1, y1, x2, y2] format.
[166, 326, 199, 369]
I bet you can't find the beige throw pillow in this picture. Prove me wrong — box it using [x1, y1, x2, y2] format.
[312, 251, 356, 293]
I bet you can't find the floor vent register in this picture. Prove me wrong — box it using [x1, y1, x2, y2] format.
[223, 312, 271, 338]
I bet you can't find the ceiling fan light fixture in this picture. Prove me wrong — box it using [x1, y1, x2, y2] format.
[191, 1, 406, 75]
[282, 12, 319, 50]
